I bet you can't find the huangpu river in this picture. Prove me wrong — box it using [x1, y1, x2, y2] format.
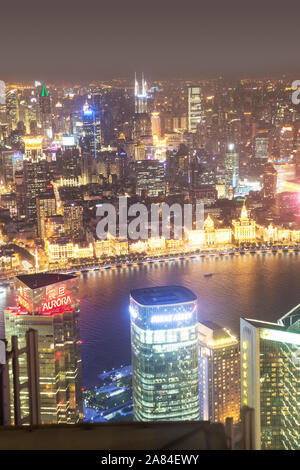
[1, 252, 300, 387]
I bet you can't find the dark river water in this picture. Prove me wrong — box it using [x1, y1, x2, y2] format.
[1, 252, 300, 387]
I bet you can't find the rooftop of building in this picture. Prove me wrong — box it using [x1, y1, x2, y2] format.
[130, 285, 197, 306]
[16, 273, 76, 290]
[243, 318, 287, 331]
[200, 320, 221, 331]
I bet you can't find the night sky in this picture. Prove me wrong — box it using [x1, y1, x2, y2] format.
[1, 0, 300, 82]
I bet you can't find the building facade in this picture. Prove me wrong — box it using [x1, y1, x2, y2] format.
[198, 321, 240, 424]
[240, 317, 299, 450]
[130, 285, 200, 421]
[4, 273, 83, 425]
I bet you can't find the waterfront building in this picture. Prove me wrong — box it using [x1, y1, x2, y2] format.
[187, 215, 232, 248]
[240, 317, 300, 449]
[232, 203, 256, 242]
[198, 321, 240, 424]
[45, 239, 94, 262]
[4, 273, 83, 425]
[263, 224, 300, 244]
[130, 285, 200, 421]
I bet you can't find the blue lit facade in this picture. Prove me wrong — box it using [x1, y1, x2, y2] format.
[80, 100, 101, 158]
[130, 286, 200, 421]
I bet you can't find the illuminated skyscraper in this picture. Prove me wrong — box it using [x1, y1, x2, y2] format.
[130, 285, 200, 421]
[240, 317, 300, 450]
[198, 321, 240, 424]
[80, 100, 101, 158]
[36, 192, 56, 239]
[135, 73, 148, 114]
[135, 159, 166, 197]
[4, 273, 82, 425]
[39, 85, 52, 138]
[63, 203, 84, 241]
[279, 126, 294, 159]
[133, 74, 151, 140]
[188, 86, 202, 133]
[225, 143, 239, 198]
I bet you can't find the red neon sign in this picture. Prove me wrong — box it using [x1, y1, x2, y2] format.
[40, 294, 72, 313]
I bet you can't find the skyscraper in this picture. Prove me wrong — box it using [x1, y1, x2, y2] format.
[63, 203, 84, 241]
[130, 285, 200, 421]
[135, 73, 148, 114]
[135, 159, 166, 197]
[240, 317, 300, 450]
[225, 143, 239, 198]
[4, 273, 83, 425]
[198, 321, 240, 424]
[80, 100, 101, 158]
[188, 86, 202, 133]
[263, 161, 277, 199]
[36, 192, 57, 239]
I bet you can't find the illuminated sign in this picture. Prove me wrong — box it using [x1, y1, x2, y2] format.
[150, 312, 193, 324]
[40, 294, 72, 313]
[62, 135, 75, 146]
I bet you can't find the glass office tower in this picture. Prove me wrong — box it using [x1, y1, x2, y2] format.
[240, 317, 300, 450]
[130, 285, 199, 421]
[4, 273, 83, 425]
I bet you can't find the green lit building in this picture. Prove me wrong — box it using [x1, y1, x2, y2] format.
[130, 285, 200, 421]
[4, 273, 83, 425]
[240, 315, 300, 450]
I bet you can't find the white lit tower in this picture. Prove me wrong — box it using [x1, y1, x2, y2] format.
[135, 72, 148, 114]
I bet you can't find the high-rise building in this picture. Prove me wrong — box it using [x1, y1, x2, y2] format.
[39, 85, 52, 138]
[80, 100, 101, 158]
[63, 203, 84, 241]
[225, 143, 239, 198]
[254, 130, 270, 160]
[279, 126, 294, 160]
[240, 317, 300, 450]
[151, 111, 161, 139]
[0, 151, 14, 184]
[130, 285, 200, 421]
[22, 160, 51, 221]
[4, 273, 83, 425]
[188, 86, 202, 133]
[135, 73, 148, 114]
[36, 192, 57, 239]
[198, 321, 240, 424]
[263, 161, 277, 199]
[135, 160, 166, 197]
